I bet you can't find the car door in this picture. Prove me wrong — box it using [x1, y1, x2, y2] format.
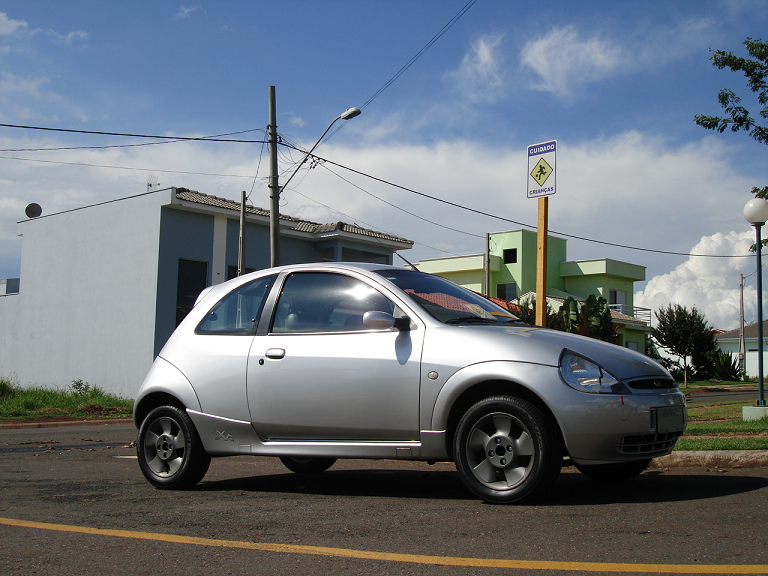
[166, 274, 277, 422]
[246, 271, 423, 441]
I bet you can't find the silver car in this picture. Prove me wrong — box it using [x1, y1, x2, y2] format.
[133, 262, 686, 503]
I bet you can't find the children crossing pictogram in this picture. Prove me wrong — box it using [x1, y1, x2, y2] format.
[530, 158, 553, 186]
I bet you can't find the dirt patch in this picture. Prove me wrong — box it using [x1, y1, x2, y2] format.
[78, 404, 125, 417]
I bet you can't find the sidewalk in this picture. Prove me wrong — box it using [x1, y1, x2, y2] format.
[0, 417, 133, 430]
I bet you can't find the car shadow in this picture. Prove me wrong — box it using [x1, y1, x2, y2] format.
[195, 467, 768, 505]
[197, 468, 473, 500]
[538, 470, 768, 506]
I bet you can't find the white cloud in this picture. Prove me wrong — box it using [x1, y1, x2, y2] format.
[288, 113, 306, 127]
[519, 18, 715, 98]
[176, 6, 202, 19]
[520, 25, 620, 96]
[550, 132, 753, 263]
[631, 17, 716, 68]
[446, 34, 507, 103]
[0, 72, 50, 99]
[0, 128, 761, 290]
[0, 13, 28, 36]
[47, 30, 87, 44]
[635, 230, 756, 331]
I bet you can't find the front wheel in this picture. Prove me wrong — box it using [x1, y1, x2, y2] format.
[575, 459, 652, 482]
[280, 456, 336, 474]
[137, 406, 211, 489]
[454, 396, 562, 504]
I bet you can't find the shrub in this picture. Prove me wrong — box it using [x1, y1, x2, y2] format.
[709, 349, 745, 382]
[0, 377, 19, 401]
[70, 379, 91, 395]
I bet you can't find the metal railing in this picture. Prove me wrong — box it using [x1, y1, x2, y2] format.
[608, 304, 652, 325]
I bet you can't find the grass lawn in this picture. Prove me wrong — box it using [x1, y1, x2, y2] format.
[0, 378, 133, 422]
[677, 395, 768, 450]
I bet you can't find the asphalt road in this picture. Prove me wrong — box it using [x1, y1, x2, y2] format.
[1, 423, 767, 576]
[686, 389, 763, 404]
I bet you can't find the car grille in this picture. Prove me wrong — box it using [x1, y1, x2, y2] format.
[626, 377, 677, 390]
[618, 431, 682, 455]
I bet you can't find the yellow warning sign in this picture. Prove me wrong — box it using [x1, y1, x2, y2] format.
[530, 158, 553, 186]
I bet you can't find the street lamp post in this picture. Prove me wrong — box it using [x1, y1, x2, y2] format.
[744, 197, 768, 407]
[268, 92, 361, 267]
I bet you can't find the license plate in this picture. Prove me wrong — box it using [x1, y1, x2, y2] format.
[656, 406, 685, 433]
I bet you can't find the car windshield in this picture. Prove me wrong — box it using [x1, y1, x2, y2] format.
[374, 269, 521, 325]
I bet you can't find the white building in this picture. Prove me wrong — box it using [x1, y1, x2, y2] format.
[0, 187, 412, 398]
[716, 321, 768, 378]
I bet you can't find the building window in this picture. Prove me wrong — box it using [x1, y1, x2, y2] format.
[609, 289, 627, 314]
[609, 289, 627, 306]
[627, 342, 638, 351]
[496, 282, 517, 301]
[176, 259, 209, 326]
[503, 248, 517, 264]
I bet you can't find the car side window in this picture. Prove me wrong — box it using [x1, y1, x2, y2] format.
[197, 274, 277, 335]
[271, 272, 395, 334]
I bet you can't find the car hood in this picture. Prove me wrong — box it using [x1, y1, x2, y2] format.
[447, 324, 669, 381]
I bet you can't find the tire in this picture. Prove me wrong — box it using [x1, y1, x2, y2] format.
[137, 405, 211, 489]
[575, 458, 652, 482]
[280, 456, 336, 474]
[454, 396, 562, 504]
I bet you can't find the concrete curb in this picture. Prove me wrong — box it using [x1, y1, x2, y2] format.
[0, 418, 133, 430]
[650, 450, 768, 468]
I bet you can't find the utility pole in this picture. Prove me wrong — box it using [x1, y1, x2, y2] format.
[237, 190, 246, 276]
[739, 273, 746, 379]
[268, 86, 280, 267]
[484, 233, 490, 298]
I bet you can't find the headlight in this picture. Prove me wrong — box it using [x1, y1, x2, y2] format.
[559, 350, 630, 394]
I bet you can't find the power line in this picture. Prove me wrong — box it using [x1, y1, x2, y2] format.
[318, 162, 484, 238]
[0, 154, 258, 178]
[360, 0, 479, 111]
[0, 127, 266, 152]
[0, 122, 756, 260]
[301, 148, 755, 259]
[285, 184, 466, 258]
[0, 123, 266, 144]
[324, 0, 479, 142]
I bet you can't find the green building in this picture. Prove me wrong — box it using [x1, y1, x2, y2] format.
[414, 229, 651, 351]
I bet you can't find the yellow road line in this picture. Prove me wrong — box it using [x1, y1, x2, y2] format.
[0, 516, 765, 574]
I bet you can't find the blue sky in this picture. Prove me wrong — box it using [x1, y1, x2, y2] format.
[0, 1, 766, 329]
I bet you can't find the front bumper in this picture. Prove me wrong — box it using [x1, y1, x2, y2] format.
[562, 391, 687, 465]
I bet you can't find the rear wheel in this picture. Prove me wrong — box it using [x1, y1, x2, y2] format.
[575, 458, 652, 482]
[280, 456, 336, 474]
[137, 406, 211, 489]
[454, 396, 562, 504]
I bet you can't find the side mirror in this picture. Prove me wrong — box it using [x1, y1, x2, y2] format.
[362, 311, 411, 331]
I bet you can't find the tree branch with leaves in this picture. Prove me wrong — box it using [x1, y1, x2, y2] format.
[651, 304, 717, 387]
[694, 37, 768, 147]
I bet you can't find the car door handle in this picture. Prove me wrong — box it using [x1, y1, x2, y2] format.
[265, 348, 286, 359]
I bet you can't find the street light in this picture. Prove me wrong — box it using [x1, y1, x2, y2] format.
[744, 197, 768, 407]
[280, 107, 361, 194]
[269, 106, 362, 267]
